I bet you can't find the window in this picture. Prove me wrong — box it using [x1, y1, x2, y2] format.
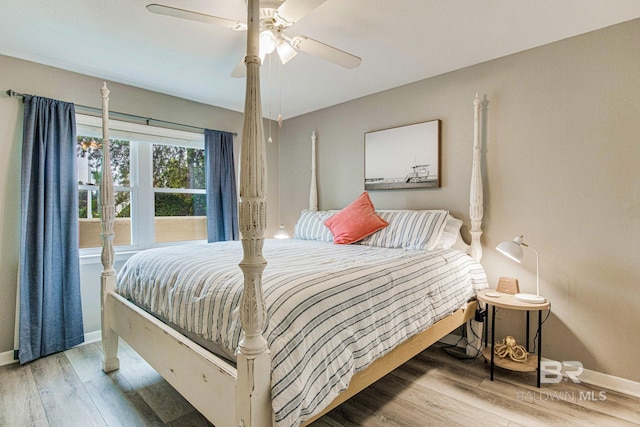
[77, 136, 132, 248]
[76, 115, 206, 252]
[152, 143, 206, 243]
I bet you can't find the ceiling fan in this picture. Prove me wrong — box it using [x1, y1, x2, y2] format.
[146, 0, 362, 77]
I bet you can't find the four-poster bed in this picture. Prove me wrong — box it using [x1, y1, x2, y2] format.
[98, 1, 486, 426]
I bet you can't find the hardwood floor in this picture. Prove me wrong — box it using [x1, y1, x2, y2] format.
[1, 340, 638, 426]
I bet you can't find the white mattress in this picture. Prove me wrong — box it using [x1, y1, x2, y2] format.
[116, 239, 488, 426]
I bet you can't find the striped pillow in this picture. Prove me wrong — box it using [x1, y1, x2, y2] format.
[293, 210, 334, 242]
[432, 215, 464, 250]
[358, 210, 449, 250]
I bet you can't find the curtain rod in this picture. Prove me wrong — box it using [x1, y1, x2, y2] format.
[5, 89, 238, 137]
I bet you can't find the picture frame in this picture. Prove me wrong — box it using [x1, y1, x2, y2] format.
[497, 277, 520, 295]
[364, 119, 441, 190]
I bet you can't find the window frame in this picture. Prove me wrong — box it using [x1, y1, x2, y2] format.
[76, 114, 207, 262]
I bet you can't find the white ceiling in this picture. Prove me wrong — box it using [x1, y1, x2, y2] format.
[2, 1, 640, 119]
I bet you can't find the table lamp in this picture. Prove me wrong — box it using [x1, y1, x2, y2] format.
[274, 224, 290, 239]
[496, 236, 546, 303]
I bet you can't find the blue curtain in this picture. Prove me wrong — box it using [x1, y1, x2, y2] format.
[19, 96, 84, 364]
[205, 130, 239, 242]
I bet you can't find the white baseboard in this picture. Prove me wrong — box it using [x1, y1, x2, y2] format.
[83, 330, 102, 345]
[0, 349, 16, 366]
[0, 330, 103, 367]
[581, 368, 640, 398]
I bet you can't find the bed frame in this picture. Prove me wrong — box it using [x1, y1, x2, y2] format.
[98, 2, 484, 425]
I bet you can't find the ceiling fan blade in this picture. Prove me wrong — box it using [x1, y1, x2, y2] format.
[146, 4, 247, 31]
[231, 56, 246, 78]
[292, 36, 361, 69]
[275, 0, 327, 25]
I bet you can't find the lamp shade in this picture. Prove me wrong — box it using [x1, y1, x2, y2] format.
[496, 236, 525, 263]
[259, 30, 277, 57]
[276, 39, 297, 64]
[495, 235, 546, 303]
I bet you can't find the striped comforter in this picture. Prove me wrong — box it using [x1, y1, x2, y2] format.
[116, 239, 488, 426]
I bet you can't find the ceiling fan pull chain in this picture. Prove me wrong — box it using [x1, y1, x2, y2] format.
[278, 57, 283, 128]
[268, 54, 273, 143]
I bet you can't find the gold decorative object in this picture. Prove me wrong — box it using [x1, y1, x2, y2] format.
[494, 335, 528, 363]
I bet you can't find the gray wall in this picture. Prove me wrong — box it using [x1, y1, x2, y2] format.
[0, 55, 281, 354]
[279, 19, 640, 382]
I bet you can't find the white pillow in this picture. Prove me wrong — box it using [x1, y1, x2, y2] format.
[293, 210, 334, 242]
[358, 210, 449, 250]
[432, 215, 464, 250]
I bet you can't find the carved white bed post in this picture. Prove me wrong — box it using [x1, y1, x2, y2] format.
[236, 0, 272, 426]
[469, 93, 483, 261]
[466, 93, 484, 357]
[99, 82, 120, 373]
[309, 131, 318, 211]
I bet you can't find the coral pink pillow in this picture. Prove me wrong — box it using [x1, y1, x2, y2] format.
[324, 192, 388, 244]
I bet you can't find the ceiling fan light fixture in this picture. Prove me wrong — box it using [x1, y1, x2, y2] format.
[276, 39, 297, 64]
[147, 2, 361, 74]
[259, 29, 277, 57]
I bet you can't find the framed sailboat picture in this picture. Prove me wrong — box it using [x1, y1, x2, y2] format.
[365, 119, 441, 190]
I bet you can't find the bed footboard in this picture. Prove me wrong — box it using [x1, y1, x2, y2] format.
[107, 292, 238, 427]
